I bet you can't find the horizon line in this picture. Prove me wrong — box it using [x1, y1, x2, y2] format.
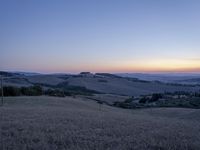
[1, 70, 200, 75]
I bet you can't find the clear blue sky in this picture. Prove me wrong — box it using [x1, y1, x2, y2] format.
[1, 0, 200, 73]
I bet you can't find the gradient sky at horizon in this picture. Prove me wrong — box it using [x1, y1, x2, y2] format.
[1, 0, 200, 73]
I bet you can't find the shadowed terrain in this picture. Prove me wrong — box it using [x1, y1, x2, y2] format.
[1, 96, 200, 150]
[2, 72, 200, 96]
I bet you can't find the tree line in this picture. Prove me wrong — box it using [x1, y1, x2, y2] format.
[0, 86, 43, 96]
[0, 85, 99, 97]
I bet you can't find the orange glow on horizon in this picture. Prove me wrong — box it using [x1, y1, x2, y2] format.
[16, 58, 200, 74]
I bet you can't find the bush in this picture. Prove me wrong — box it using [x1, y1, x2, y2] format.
[124, 98, 133, 103]
[57, 82, 100, 96]
[64, 86, 100, 96]
[45, 89, 66, 97]
[194, 92, 200, 97]
[113, 101, 131, 109]
[174, 91, 190, 96]
[149, 93, 163, 102]
[189, 98, 200, 108]
[98, 79, 108, 83]
[139, 97, 149, 104]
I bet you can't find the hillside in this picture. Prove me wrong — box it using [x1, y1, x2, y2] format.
[1, 96, 200, 150]
[118, 73, 200, 85]
[178, 78, 200, 85]
[66, 75, 198, 96]
[1, 72, 199, 96]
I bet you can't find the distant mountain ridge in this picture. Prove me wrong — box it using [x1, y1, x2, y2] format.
[12, 72, 41, 76]
[117, 73, 200, 85]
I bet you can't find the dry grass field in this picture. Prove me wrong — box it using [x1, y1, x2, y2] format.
[0, 96, 200, 150]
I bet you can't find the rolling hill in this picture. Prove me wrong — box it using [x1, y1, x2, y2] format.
[1, 96, 200, 150]
[1, 71, 200, 96]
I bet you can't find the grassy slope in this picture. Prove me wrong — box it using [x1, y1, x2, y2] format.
[0, 96, 200, 150]
[4, 74, 199, 96]
[67, 76, 199, 96]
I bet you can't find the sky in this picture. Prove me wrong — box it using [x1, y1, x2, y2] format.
[0, 0, 200, 73]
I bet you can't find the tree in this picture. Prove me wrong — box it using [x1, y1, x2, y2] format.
[3, 86, 21, 96]
[149, 93, 163, 102]
[139, 97, 148, 103]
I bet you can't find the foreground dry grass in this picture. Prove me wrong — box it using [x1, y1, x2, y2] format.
[0, 96, 200, 150]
